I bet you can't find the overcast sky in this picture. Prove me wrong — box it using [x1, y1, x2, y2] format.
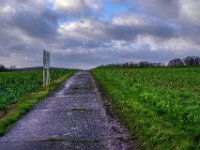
[0, 0, 200, 69]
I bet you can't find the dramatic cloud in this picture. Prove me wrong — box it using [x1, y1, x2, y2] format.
[0, 0, 200, 69]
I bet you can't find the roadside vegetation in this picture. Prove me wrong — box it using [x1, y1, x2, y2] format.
[92, 67, 200, 150]
[0, 69, 77, 135]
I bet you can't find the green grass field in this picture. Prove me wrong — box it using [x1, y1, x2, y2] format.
[0, 69, 73, 110]
[92, 67, 200, 150]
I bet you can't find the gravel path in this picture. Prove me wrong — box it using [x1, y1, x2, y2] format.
[0, 71, 135, 150]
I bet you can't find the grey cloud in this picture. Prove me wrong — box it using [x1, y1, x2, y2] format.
[136, 0, 180, 19]
[117, 48, 177, 62]
[107, 21, 177, 41]
[178, 25, 200, 44]
[51, 50, 116, 69]
[12, 9, 58, 39]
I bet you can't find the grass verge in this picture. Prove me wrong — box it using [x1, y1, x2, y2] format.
[92, 67, 200, 150]
[0, 70, 77, 136]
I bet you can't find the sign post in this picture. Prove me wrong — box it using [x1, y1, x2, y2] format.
[43, 50, 50, 86]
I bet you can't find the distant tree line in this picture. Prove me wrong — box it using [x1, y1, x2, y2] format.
[0, 64, 69, 72]
[104, 61, 165, 68]
[168, 56, 200, 67]
[0, 64, 17, 72]
[1, 56, 200, 72]
[102, 56, 200, 68]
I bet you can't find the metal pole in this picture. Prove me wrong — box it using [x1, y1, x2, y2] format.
[43, 50, 50, 86]
[47, 52, 50, 84]
[43, 50, 46, 86]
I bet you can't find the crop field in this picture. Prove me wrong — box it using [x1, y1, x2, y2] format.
[0, 69, 73, 110]
[92, 67, 200, 150]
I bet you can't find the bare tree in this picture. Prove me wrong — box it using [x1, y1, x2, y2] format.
[168, 58, 184, 67]
[184, 56, 200, 66]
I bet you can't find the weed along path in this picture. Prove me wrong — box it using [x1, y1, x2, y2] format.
[0, 71, 135, 150]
